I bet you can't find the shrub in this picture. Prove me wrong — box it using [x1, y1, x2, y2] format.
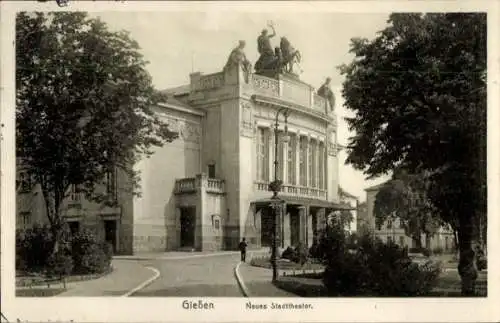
[71, 230, 112, 274]
[308, 241, 322, 260]
[322, 229, 441, 296]
[294, 242, 309, 265]
[46, 252, 74, 278]
[281, 247, 295, 261]
[432, 247, 444, 255]
[15, 224, 68, 273]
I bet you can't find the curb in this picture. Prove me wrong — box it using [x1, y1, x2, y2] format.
[122, 266, 160, 297]
[115, 251, 241, 261]
[234, 262, 250, 297]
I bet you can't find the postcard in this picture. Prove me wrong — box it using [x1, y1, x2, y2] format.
[1, 1, 499, 322]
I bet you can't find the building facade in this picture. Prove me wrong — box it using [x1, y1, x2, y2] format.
[17, 58, 351, 254]
[365, 183, 455, 251]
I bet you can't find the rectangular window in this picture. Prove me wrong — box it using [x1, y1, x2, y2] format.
[70, 184, 81, 201]
[208, 164, 216, 178]
[278, 131, 284, 181]
[287, 135, 295, 185]
[18, 171, 32, 193]
[311, 141, 317, 187]
[106, 167, 117, 201]
[299, 137, 307, 186]
[21, 211, 31, 228]
[318, 142, 324, 189]
[256, 128, 268, 181]
[308, 140, 313, 187]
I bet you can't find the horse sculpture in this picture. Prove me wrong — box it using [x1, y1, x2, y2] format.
[280, 37, 302, 74]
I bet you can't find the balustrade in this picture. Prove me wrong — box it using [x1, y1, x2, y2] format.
[175, 176, 225, 195]
[254, 182, 327, 200]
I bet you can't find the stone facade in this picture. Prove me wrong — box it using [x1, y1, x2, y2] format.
[16, 62, 350, 254]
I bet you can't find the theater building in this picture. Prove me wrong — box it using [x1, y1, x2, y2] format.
[16, 60, 352, 255]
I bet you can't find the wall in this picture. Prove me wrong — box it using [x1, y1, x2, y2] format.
[132, 105, 203, 253]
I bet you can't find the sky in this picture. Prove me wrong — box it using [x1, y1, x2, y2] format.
[93, 11, 392, 201]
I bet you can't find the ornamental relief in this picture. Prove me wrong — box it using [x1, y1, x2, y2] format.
[240, 102, 254, 138]
[252, 75, 279, 96]
[164, 116, 201, 143]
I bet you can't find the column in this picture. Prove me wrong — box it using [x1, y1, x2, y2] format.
[280, 202, 287, 248]
[307, 210, 314, 247]
[283, 210, 291, 247]
[298, 206, 307, 245]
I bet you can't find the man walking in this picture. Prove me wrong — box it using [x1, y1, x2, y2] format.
[239, 237, 248, 262]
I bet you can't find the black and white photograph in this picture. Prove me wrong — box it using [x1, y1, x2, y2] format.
[1, 1, 498, 322]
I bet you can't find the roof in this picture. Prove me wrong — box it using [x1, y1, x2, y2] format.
[338, 186, 358, 199]
[364, 181, 389, 192]
[253, 196, 356, 210]
[161, 84, 191, 96]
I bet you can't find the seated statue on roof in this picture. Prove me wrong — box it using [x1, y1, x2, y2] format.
[317, 77, 336, 113]
[224, 40, 252, 83]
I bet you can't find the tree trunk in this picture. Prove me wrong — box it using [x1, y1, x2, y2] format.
[457, 216, 478, 296]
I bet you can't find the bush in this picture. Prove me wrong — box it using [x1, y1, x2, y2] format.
[281, 247, 295, 261]
[432, 247, 444, 255]
[46, 252, 74, 278]
[322, 227, 441, 296]
[71, 230, 112, 274]
[17, 225, 54, 271]
[281, 243, 309, 264]
[294, 242, 309, 265]
[408, 247, 431, 257]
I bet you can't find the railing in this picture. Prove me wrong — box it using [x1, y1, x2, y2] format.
[254, 182, 327, 200]
[207, 178, 225, 194]
[197, 72, 224, 91]
[175, 175, 226, 195]
[175, 177, 196, 194]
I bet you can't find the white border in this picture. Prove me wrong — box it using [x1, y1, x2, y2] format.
[1, 1, 499, 322]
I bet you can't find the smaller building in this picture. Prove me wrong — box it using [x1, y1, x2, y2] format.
[365, 182, 455, 252]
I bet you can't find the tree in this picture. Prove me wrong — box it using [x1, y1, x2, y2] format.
[16, 12, 178, 252]
[374, 169, 443, 250]
[340, 13, 486, 295]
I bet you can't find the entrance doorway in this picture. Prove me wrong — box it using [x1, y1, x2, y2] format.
[260, 207, 274, 247]
[180, 207, 196, 248]
[289, 207, 300, 247]
[104, 220, 117, 253]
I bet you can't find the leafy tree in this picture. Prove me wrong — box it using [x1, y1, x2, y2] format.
[374, 169, 443, 250]
[340, 13, 486, 295]
[16, 12, 177, 252]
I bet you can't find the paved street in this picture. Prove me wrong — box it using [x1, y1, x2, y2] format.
[132, 253, 244, 297]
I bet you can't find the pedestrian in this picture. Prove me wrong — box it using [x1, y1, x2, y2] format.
[239, 237, 248, 262]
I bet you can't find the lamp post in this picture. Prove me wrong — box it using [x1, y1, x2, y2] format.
[268, 107, 290, 283]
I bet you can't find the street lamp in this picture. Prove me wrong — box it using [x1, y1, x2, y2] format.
[268, 107, 290, 283]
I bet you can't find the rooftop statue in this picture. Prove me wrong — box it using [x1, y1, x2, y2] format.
[280, 37, 302, 74]
[317, 77, 336, 113]
[224, 40, 252, 83]
[255, 21, 302, 78]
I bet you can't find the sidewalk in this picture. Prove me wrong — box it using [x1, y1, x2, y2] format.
[56, 259, 157, 297]
[236, 263, 295, 297]
[115, 249, 269, 261]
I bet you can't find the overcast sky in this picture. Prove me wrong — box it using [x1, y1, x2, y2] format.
[93, 11, 392, 201]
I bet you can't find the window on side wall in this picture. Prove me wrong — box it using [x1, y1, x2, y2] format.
[208, 163, 216, 178]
